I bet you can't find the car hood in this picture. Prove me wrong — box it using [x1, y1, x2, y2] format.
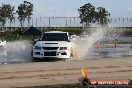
[35, 41, 71, 47]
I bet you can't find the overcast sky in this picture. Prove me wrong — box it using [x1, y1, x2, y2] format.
[0, 0, 132, 17]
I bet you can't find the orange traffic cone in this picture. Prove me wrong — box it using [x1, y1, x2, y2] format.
[96, 41, 100, 49]
[130, 43, 132, 49]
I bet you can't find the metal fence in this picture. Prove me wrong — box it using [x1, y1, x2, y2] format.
[2, 17, 132, 28]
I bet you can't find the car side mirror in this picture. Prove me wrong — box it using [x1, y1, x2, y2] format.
[70, 35, 76, 39]
[34, 39, 39, 41]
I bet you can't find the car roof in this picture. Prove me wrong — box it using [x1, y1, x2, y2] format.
[44, 31, 68, 33]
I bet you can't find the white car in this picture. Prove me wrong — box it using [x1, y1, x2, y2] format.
[0, 40, 6, 47]
[32, 31, 73, 61]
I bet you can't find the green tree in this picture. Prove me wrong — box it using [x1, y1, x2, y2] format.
[7, 5, 15, 28]
[0, 4, 15, 29]
[78, 3, 97, 27]
[16, 1, 33, 27]
[96, 7, 110, 26]
[78, 3, 110, 27]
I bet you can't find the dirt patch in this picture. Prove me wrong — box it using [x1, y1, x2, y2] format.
[17, 83, 130, 88]
[0, 57, 131, 87]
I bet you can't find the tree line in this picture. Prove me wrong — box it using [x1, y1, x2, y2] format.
[0, 2, 110, 29]
[0, 1, 33, 29]
[78, 3, 110, 27]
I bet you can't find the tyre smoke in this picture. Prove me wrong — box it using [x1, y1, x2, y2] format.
[1, 40, 33, 63]
[71, 27, 104, 60]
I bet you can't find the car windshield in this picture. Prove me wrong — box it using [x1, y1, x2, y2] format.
[41, 33, 69, 41]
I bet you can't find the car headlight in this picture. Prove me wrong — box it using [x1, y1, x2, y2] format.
[34, 46, 41, 50]
[60, 47, 67, 50]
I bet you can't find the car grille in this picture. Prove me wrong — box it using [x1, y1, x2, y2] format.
[45, 43, 58, 44]
[44, 52, 56, 56]
[42, 47, 59, 50]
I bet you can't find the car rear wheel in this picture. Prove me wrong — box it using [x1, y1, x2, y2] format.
[31, 50, 33, 57]
[70, 48, 74, 59]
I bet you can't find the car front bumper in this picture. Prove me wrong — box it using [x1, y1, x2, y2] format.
[32, 50, 71, 59]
